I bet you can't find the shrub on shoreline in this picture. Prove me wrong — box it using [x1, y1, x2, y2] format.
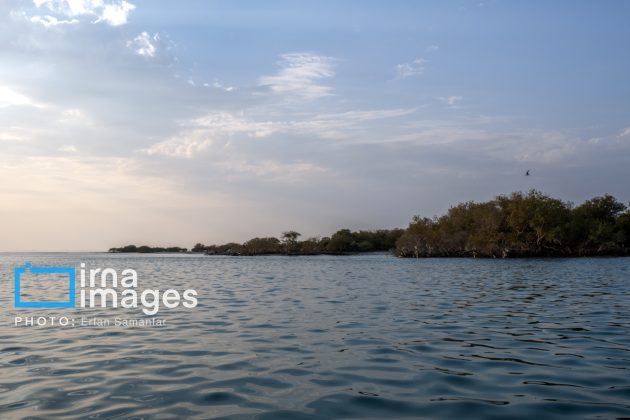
[395, 190, 630, 258]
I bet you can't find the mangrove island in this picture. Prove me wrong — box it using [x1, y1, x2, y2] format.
[108, 190, 630, 258]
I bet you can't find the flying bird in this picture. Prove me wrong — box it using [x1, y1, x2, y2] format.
[525, 170, 530, 176]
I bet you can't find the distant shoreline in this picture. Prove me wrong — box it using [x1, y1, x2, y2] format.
[108, 190, 630, 259]
[108, 249, 391, 257]
[106, 250, 630, 258]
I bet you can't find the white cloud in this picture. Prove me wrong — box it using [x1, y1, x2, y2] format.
[145, 133, 212, 158]
[0, 128, 30, 142]
[61, 108, 85, 118]
[258, 53, 336, 99]
[192, 112, 282, 138]
[385, 118, 629, 167]
[30, 0, 135, 27]
[291, 109, 415, 139]
[0, 86, 44, 108]
[619, 127, 630, 137]
[30, 15, 79, 27]
[144, 124, 330, 182]
[145, 108, 415, 158]
[426, 44, 440, 52]
[127, 32, 158, 57]
[145, 112, 278, 158]
[440, 95, 463, 106]
[395, 58, 425, 79]
[58, 144, 78, 153]
[33, 0, 102, 16]
[203, 79, 234, 92]
[96, 0, 135, 26]
[59, 108, 92, 124]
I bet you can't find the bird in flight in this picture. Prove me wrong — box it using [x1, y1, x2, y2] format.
[525, 170, 530, 176]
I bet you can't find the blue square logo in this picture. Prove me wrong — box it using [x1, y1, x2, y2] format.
[14, 263, 76, 308]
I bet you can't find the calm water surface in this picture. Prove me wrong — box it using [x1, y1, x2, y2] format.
[1, 254, 629, 419]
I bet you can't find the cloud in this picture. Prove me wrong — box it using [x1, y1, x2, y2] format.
[290, 109, 416, 139]
[127, 32, 159, 57]
[145, 108, 416, 158]
[258, 53, 336, 100]
[96, 0, 135, 26]
[145, 133, 212, 158]
[619, 127, 630, 137]
[144, 112, 281, 158]
[0, 86, 44, 108]
[30, 14, 79, 26]
[30, 0, 135, 27]
[58, 144, 77, 153]
[203, 80, 234, 92]
[33, 0, 103, 16]
[395, 58, 425, 79]
[61, 108, 86, 118]
[426, 44, 439, 52]
[440, 95, 463, 106]
[193, 112, 281, 138]
[0, 127, 31, 142]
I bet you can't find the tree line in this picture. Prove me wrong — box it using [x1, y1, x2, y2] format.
[108, 190, 630, 258]
[108, 245, 189, 253]
[395, 190, 630, 258]
[109, 229, 403, 255]
[193, 229, 404, 256]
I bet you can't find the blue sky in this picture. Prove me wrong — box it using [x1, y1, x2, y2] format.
[1, 0, 629, 251]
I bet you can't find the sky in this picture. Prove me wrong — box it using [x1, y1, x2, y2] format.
[1, 0, 629, 251]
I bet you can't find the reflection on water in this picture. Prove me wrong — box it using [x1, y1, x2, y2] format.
[1, 253, 629, 418]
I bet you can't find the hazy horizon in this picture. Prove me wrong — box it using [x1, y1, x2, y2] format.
[2, 0, 629, 251]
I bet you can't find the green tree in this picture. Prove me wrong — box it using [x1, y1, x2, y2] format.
[617, 210, 630, 247]
[244, 237, 281, 255]
[569, 195, 626, 252]
[192, 243, 206, 252]
[281, 231, 302, 254]
[327, 229, 356, 253]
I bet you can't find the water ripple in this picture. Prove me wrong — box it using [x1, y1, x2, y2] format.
[0, 254, 629, 418]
